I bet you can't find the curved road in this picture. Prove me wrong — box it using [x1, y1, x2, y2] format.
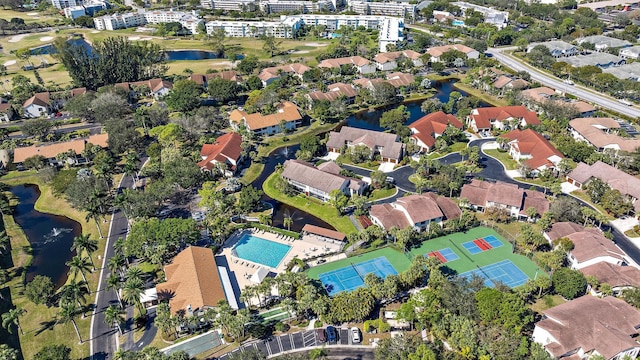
[486, 47, 640, 119]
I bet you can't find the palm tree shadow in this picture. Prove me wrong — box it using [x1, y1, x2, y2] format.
[34, 319, 57, 336]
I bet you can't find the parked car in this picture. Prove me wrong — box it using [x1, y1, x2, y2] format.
[351, 327, 361, 343]
[316, 328, 327, 343]
[326, 326, 337, 343]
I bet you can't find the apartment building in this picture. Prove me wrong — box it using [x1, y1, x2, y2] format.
[260, 0, 334, 13]
[94, 10, 204, 34]
[349, 1, 415, 18]
[200, 0, 257, 10]
[51, 0, 81, 9]
[206, 17, 302, 38]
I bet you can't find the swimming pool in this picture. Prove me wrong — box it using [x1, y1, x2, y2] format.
[233, 233, 292, 268]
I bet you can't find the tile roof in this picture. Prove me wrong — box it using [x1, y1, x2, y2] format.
[370, 193, 460, 230]
[317, 56, 371, 68]
[426, 44, 476, 57]
[13, 134, 109, 163]
[229, 101, 302, 131]
[258, 63, 311, 82]
[521, 86, 557, 102]
[280, 160, 365, 195]
[568, 161, 640, 211]
[197, 132, 243, 171]
[373, 50, 422, 63]
[581, 262, 640, 289]
[545, 222, 585, 242]
[501, 129, 564, 170]
[470, 106, 540, 129]
[522, 189, 550, 217]
[116, 78, 173, 93]
[536, 296, 640, 359]
[23, 92, 50, 108]
[0, 103, 11, 112]
[492, 75, 513, 89]
[409, 111, 463, 148]
[385, 72, 415, 88]
[156, 246, 226, 315]
[460, 179, 549, 213]
[301, 224, 345, 241]
[567, 230, 627, 264]
[326, 126, 403, 161]
[307, 83, 357, 102]
[570, 117, 640, 152]
[572, 101, 596, 113]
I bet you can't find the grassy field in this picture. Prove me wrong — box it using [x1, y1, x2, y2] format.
[306, 247, 412, 279]
[0, 9, 62, 24]
[453, 82, 508, 107]
[1, 170, 111, 360]
[262, 173, 356, 234]
[483, 149, 518, 170]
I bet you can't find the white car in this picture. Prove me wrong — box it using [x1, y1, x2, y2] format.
[563, 79, 574, 85]
[351, 327, 361, 343]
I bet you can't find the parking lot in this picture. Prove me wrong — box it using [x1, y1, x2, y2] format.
[217, 328, 360, 359]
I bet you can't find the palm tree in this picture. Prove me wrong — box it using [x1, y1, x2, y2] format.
[71, 234, 98, 271]
[0, 231, 9, 255]
[85, 201, 104, 239]
[0, 193, 12, 216]
[2, 307, 25, 335]
[108, 254, 126, 278]
[114, 193, 132, 226]
[59, 279, 89, 310]
[66, 255, 91, 288]
[125, 266, 144, 283]
[104, 305, 125, 335]
[121, 277, 145, 314]
[124, 152, 139, 185]
[283, 216, 292, 231]
[57, 303, 83, 344]
[106, 274, 123, 308]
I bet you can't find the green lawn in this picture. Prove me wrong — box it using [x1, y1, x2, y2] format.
[409, 227, 544, 282]
[483, 149, 518, 170]
[369, 187, 397, 201]
[306, 247, 412, 279]
[262, 173, 356, 234]
[453, 82, 508, 107]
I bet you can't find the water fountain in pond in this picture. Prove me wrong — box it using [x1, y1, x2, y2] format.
[43, 227, 72, 245]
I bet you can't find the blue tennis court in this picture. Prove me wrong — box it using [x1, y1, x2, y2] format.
[483, 235, 503, 248]
[459, 260, 530, 288]
[462, 241, 483, 254]
[437, 248, 459, 262]
[318, 257, 398, 296]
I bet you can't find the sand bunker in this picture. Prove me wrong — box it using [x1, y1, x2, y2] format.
[8, 34, 29, 43]
[27, 12, 38, 15]
[292, 50, 310, 54]
[140, 37, 152, 40]
[3, 60, 17, 66]
[40, 36, 54, 42]
[305, 42, 329, 47]
[128, 36, 140, 41]
[91, 30, 100, 33]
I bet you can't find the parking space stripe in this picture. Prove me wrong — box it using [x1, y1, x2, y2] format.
[277, 335, 283, 352]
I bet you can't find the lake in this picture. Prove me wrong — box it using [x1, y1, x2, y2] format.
[10, 184, 82, 289]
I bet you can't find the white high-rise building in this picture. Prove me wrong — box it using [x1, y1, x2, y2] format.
[200, 0, 257, 10]
[93, 9, 204, 34]
[349, 1, 415, 18]
[51, 0, 81, 9]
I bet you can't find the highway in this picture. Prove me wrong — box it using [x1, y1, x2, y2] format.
[486, 47, 640, 119]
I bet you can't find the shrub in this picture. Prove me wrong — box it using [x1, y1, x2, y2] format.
[274, 321, 290, 332]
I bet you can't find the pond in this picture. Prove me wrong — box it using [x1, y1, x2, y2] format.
[10, 184, 82, 289]
[345, 79, 489, 131]
[30, 38, 236, 62]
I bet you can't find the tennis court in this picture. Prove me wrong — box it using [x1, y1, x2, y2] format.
[462, 240, 485, 254]
[459, 260, 530, 288]
[318, 256, 398, 296]
[426, 247, 459, 263]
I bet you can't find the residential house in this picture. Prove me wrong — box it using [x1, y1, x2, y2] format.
[521, 86, 559, 103]
[603, 62, 640, 81]
[569, 117, 640, 152]
[578, 35, 632, 51]
[522, 87, 595, 117]
[451, 2, 509, 28]
[22, 92, 51, 118]
[426, 44, 479, 62]
[258, 63, 311, 86]
[229, 101, 303, 136]
[565, 229, 629, 270]
[491, 75, 529, 91]
[581, 262, 640, 296]
[373, 50, 423, 71]
[572, 101, 596, 117]
[500, 129, 564, 173]
[567, 161, 640, 213]
[0, 103, 14, 122]
[460, 179, 549, 219]
[156, 246, 228, 316]
[115, 78, 174, 99]
[369, 193, 461, 232]
[408, 111, 463, 153]
[326, 126, 404, 163]
[189, 71, 242, 87]
[197, 132, 244, 177]
[317, 56, 376, 74]
[543, 221, 585, 243]
[13, 133, 109, 166]
[354, 72, 414, 90]
[306, 83, 357, 105]
[466, 106, 540, 136]
[563, 53, 625, 69]
[280, 160, 366, 202]
[526, 41, 578, 57]
[619, 45, 640, 59]
[532, 296, 640, 360]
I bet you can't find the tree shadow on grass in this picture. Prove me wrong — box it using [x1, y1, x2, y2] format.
[0, 287, 24, 360]
[33, 318, 57, 336]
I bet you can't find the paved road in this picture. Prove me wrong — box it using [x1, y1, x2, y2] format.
[90, 158, 148, 360]
[216, 328, 366, 360]
[486, 47, 640, 119]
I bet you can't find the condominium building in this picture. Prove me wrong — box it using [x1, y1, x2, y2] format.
[93, 10, 204, 34]
[51, 0, 81, 10]
[260, 0, 333, 13]
[379, 16, 404, 52]
[200, 0, 257, 10]
[206, 17, 302, 38]
[451, 1, 508, 29]
[349, 1, 416, 18]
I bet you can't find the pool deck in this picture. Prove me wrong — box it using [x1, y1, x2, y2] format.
[221, 228, 343, 294]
